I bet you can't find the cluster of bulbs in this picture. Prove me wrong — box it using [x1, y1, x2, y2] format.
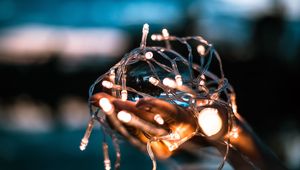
[79, 24, 241, 170]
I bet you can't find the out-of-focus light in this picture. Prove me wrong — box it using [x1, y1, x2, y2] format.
[197, 45, 206, 56]
[117, 111, 132, 123]
[162, 28, 169, 37]
[121, 90, 128, 101]
[102, 80, 114, 89]
[198, 108, 223, 136]
[154, 114, 164, 125]
[145, 51, 153, 59]
[99, 98, 113, 113]
[149, 77, 159, 86]
[175, 75, 183, 86]
[163, 78, 177, 89]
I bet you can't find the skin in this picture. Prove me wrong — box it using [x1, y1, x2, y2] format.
[91, 92, 287, 170]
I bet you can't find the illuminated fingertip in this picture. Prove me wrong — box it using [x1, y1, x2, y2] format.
[143, 23, 149, 33]
[99, 98, 113, 112]
[117, 111, 132, 123]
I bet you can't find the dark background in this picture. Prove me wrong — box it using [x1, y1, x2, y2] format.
[0, 0, 299, 169]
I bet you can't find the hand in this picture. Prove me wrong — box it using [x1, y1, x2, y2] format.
[90, 92, 198, 159]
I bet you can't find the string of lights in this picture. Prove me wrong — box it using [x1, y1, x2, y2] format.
[79, 24, 252, 170]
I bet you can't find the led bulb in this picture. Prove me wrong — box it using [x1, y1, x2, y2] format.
[154, 114, 164, 125]
[102, 80, 114, 89]
[175, 75, 183, 86]
[163, 78, 177, 89]
[197, 45, 206, 56]
[99, 98, 113, 113]
[149, 77, 159, 86]
[117, 111, 132, 123]
[145, 51, 153, 59]
[79, 119, 94, 151]
[198, 108, 223, 137]
[162, 28, 169, 37]
[143, 23, 149, 34]
[121, 90, 128, 101]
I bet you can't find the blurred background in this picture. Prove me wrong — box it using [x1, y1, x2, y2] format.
[0, 0, 299, 169]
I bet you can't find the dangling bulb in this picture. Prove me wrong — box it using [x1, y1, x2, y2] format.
[79, 118, 94, 151]
[197, 108, 223, 137]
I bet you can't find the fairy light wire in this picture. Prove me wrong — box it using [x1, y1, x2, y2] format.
[80, 24, 252, 170]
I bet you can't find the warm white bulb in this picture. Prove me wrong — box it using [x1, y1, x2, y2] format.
[162, 28, 169, 37]
[121, 90, 128, 101]
[149, 77, 159, 86]
[117, 111, 132, 123]
[198, 108, 223, 136]
[99, 98, 113, 112]
[175, 75, 183, 86]
[163, 78, 177, 89]
[197, 45, 206, 56]
[154, 114, 164, 125]
[102, 80, 113, 89]
[145, 51, 153, 59]
[143, 23, 149, 33]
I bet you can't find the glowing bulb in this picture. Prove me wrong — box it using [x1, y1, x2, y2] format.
[145, 51, 153, 59]
[143, 23, 149, 34]
[197, 45, 205, 56]
[162, 28, 169, 37]
[154, 114, 164, 125]
[175, 75, 183, 86]
[229, 127, 239, 139]
[151, 34, 163, 41]
[198, 108, 223, 136]
[121, 90, 128, 101]
[163, 78, 177, 89]
[79, 119, 94, 151]
[102, 80, 114, 89]
[99, 98, 113, 113]
[117, 111, 132, 123]
[149, 77, 159, 86]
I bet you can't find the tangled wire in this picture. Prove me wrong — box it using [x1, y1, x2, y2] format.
[79, 24, 243, 170]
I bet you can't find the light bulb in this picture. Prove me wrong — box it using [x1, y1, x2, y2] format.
[117, 111, 132, 123]
[102, 80, 114, 89]
[162, 28, 169, 37]
[163, 78, 177, 89]
[99, 98, 113, 113]
[197, 45, 205, 56]
[197, 108, 223, 136]
[149, 77, 159, 86]
[121, 90, 128, 101]
[175, 75, 183, 86]
[154, 114, 164, 125]
[145, 51, 153, 59]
